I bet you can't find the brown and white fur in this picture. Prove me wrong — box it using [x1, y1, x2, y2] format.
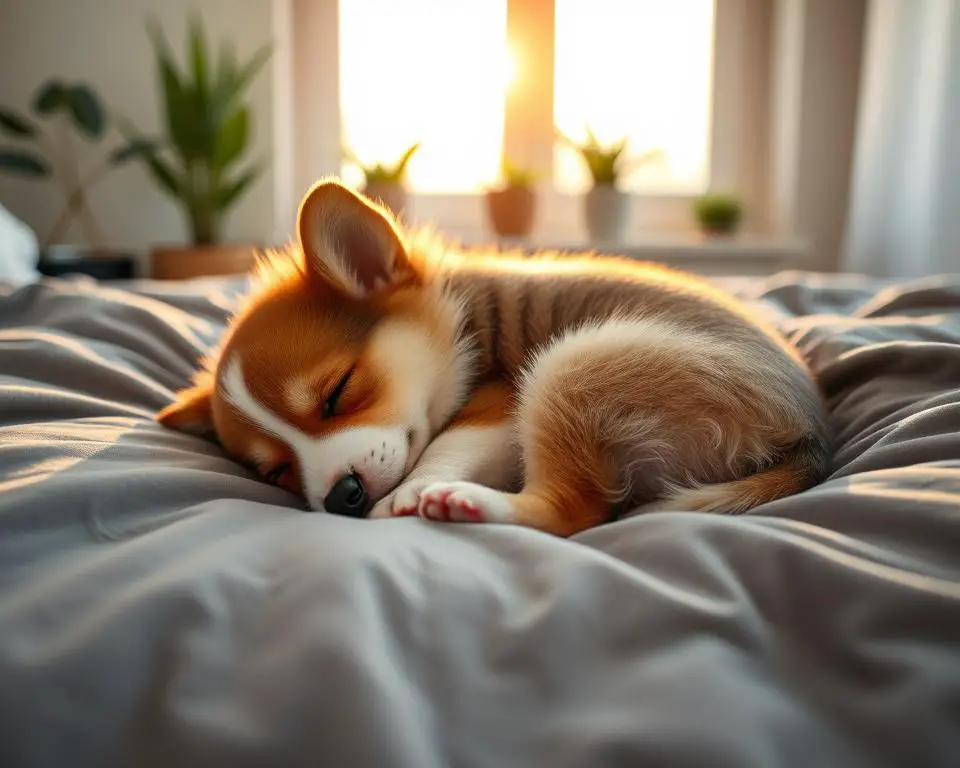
[156, 178, 832, 537]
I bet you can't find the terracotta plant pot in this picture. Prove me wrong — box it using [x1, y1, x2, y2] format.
[584, 184, 629, 243]
[362, 181, 408, 219]
[485, 186, 537, 238]
[151, 243, 258, 280]
[699, 224, 738, 238]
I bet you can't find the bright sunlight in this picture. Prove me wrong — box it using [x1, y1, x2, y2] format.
[338, 0, 715, 195]
[338, 0, 509, 194]
[554, 0, 716, 195]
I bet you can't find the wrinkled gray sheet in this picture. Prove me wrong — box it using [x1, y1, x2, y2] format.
[2, 269, 960, 767]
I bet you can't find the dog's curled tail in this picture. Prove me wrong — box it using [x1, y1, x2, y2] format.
[651, 435, 832, 515]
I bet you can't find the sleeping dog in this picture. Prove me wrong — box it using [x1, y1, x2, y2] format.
[157, 179, 831, 536]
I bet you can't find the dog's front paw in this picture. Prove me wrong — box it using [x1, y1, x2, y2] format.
[368, 477, 435, 519]
[417, 481, 514, 524]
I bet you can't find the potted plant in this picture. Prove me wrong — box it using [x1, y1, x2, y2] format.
[559, 128, 661, 243]
[484, 156, 539, 238]
[693, 192, 743, 237]
[344, 142, 420, 218]
[0, 79, 157, 266]
[122, 17, 272, 280]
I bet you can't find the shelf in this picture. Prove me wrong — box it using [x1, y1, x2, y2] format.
[453, 233, 807, 277]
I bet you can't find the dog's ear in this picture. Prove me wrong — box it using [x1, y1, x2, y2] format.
[156, 378, 214, 437]
[296, 178, 417, 298]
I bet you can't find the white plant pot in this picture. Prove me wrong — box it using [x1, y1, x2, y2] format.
[584, 185, 629, 243]
[362, 181, 408, 219]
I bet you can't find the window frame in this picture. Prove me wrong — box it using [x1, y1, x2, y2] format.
[284, 0, 771, 243]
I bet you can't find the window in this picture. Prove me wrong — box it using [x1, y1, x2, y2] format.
[553, 0, 716, 195]
[320, 0, 768, 240]
[338, 0, 511, 193]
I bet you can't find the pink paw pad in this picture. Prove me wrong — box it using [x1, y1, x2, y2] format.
[416, 482, 511, 524]
[419, 487, 485, 523]
[420, 488, 454, 521]
[448, 496, 483, 522]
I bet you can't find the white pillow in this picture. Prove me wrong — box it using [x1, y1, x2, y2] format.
[0, 204, 40, 285]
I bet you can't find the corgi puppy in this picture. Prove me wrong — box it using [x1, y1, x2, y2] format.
[156, 178, 831, 537]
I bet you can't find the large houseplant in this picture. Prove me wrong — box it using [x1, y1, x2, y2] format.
[344, 142, 420, 218]
[0, 79, 156, 256]
[124, 17, 272, 279]
[559, 128, 661, 243]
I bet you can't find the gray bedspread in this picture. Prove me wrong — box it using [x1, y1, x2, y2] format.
[2, 269, 960, 767]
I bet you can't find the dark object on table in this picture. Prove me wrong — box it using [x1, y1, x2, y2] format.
[38, 246, 136, 281]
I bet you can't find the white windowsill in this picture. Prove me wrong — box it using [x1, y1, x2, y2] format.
[449, 232, 807, 277]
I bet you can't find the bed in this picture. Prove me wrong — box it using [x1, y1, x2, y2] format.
[2, 267, 960, 767]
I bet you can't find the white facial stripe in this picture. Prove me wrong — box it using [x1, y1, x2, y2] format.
[223, 359, 304, 447]
[221, 358, 408, 509]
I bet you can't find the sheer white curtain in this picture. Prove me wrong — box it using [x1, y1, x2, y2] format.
[842, 0, 960, 278]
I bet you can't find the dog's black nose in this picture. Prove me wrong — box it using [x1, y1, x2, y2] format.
[324, 472, 369, 517]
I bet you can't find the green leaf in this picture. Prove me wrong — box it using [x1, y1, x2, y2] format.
[67, 85, 106, 139]
[109, 137, 162, 164]
[212, 106, 248, 171]
[501, 156, 539, 187]
[390, 141, 420, 177]
[0, 108, 38, 138]
[34, 80, 68, 114]
[147, 18, 204, 160]
[161, 57, 204, 161]
[342, 145, 364, 168]
[0, 148, 50, 176]
[189, 15, 209, 106]
[146, 18, 180, 78]
[213, 40, 238, 119]
[110, 115, 186, 201]
[364, 163, 393, 183]
[622, 147, 664, 176]
[555, 129, 578, 150]
[188, 16, 213, 152]
[213, 42, 271, 120]
[144, 153, 183, 198]
[216, 162, 263, 210]
[232, 43, 272, 100]
[693, 191, 743, 231]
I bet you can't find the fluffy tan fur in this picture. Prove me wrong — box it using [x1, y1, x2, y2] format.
[158, 179, 832, 536]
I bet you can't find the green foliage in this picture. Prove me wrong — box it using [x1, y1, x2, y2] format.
[0, 109, 38, 138]
[558, 127, 662, 187]
[27, 81, 107, 139]
[0, 148, 50, 176]
[499, 156, 540, 188]
[123, 16, 273, 244]
[693, 192, 743, 233]
[345, 142, 421, 185]
[0, 78, 159, 246]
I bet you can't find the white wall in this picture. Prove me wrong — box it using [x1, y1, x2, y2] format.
[769, 0, 867, 272]
[0, 0, 280, 262]
[1, 0, 869, 276]
[290, 0, 341, 206]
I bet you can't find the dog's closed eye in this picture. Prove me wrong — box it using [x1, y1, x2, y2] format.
[322, 367, 354, 419]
